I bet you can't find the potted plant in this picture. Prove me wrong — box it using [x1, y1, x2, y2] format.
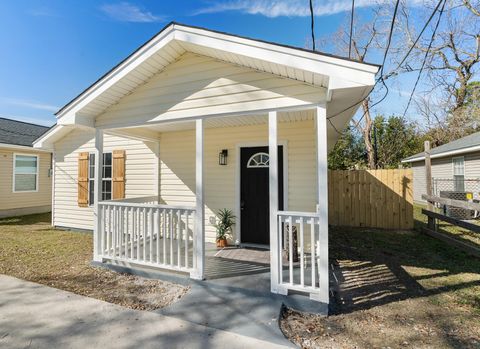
[214, 208, 235, 248]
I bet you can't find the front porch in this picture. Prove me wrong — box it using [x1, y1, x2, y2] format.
[93, 108, 329, 303]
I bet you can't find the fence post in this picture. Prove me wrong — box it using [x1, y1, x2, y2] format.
[424, 141, 435, 230]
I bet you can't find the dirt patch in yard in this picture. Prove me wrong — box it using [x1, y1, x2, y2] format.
[280, 227, 480, 349]
[0, 213, 189, 310]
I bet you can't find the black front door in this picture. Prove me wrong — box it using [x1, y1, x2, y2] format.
[240, 146, 284, 245]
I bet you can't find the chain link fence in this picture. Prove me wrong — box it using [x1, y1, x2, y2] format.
[432, 178, 480, 220]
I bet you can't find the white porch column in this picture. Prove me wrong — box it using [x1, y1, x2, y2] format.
[93, 129, 104, 262]
[269, 111, 284, 294]
[191, 119, 205, 280]
[314, 105, 329, 303]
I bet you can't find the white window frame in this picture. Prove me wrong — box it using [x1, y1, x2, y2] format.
[452, 156, 465, 192]
[452, 156, 465, 176]
[88, 152, 113, 206]
[246, 152, 270, 168]
[12, 153, 39, 193]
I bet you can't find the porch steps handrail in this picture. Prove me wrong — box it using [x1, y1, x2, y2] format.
[276, 211, 324, 301]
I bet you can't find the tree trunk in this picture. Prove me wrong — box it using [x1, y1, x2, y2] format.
[361, 99, 376, 169]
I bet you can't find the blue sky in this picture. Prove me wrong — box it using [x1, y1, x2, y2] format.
[0, 0, 422, 127]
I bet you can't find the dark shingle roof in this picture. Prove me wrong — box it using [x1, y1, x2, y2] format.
[0, 118, 50, 147]
[403, 131, 480, 162]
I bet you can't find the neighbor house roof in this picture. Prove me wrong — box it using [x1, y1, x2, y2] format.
[403, 131, 480, 163]
[0, 117, 49, 147]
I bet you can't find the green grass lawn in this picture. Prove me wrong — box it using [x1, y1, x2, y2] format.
[0, 213, 188, 310]
[283, 225, 480, 348]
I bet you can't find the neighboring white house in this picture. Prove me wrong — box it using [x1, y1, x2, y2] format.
[403, 132, 480, 204]
[34, 22, 378, 304]
[0, 118, 52, 218]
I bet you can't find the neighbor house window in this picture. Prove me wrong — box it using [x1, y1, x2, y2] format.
[88, 153, 112, 205]
[13, 154, 38, 192]
[452, 156, 465, 192]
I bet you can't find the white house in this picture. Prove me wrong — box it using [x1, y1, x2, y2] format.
[403, 132, 480, 204]
[0, 117, 52, 218]
[34, 22, 378, 304]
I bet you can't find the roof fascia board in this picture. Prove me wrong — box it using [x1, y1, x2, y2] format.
[0, 142, 51, 152]
[174, 25, 379, 74]
[402, 144, 480, 163]
[174, 27, 377, 86]
[56, 28, 176, 119]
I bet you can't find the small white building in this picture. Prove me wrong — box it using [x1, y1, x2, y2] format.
[403, 132, 480, 204]
[0, 118, 52, 218]
[34, 22, 378, 304]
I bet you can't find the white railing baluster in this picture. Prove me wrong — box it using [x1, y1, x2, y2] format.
[310, 218, 316, 288]
[299, 217, 304, 287]
[96, 201, 195, 272]
[185, 212, 189, 268]
[177, 210, 181, 267]
[149, 208, 153, 263]
[169, 209, 174, 265]
[278, 214, 283, 284]
[142, 207, 146, 261]
[288, 216, 293, 285]
[136, 208, 140, 261]
[156, 208, 161, 264]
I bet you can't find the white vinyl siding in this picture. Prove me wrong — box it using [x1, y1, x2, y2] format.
[53, 129, 158, 230]
[159, 118, 316, 242]
[0, 148, 52, 211]
[96, 53, 325, 128]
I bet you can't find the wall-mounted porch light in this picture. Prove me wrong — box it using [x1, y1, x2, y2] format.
[219, 149, 228, 165]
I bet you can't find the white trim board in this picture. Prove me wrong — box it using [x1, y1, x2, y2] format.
[402, 145, 480, 163]
[234, 140, 288, 245]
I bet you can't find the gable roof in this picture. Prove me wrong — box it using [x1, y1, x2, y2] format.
[55, 21, 379, 121]
[0, 117, 49, 147]
[403, 131, 480, 163]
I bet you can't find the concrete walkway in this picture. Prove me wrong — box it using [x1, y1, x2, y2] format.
[0, 275, 293, 349]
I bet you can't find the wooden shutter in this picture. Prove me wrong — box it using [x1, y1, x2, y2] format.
[112, 150, 125, 199]
[78, 152, 89, 207]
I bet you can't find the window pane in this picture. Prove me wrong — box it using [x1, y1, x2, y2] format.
[454, 175, 465, 192]
[104, 153, 112, 166]
[102, 180, 112, 200]
[15, 155, 37, 174]
[14, 174, 36, 191]
[453, 158, 464, 175]
[89, 153, 95, 179]
[103, 165, 112, 179]
[89, 179, 95, 205]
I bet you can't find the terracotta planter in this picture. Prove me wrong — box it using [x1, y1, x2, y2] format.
[216, 238, 228, 248]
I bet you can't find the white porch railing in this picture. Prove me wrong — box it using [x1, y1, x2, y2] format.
[276, 211, 325, 298]
[97, 197, 196, 274]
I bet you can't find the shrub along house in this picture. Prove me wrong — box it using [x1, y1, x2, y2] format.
[0, 117, 51, 218]
[34, 22, 378, 305]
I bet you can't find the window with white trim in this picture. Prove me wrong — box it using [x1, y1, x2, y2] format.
[452, 156, 465, 192]
[247, 152, 270, 168]
[88, 153, 112, 205]
[13, 154, 38, 192]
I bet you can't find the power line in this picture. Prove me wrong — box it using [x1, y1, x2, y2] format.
[402, 0, 446, 118]
[349, 0, 355, 58]
[310, 0, 315, 51]
[384, 0, 445, 80]
[328, 0, 400, 124]
[326, 0, 444, 123]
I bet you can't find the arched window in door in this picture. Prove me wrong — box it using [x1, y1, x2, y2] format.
[247, 152, 269, 168]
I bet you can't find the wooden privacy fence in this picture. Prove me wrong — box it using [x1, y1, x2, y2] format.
[328, 169, 414, 230]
